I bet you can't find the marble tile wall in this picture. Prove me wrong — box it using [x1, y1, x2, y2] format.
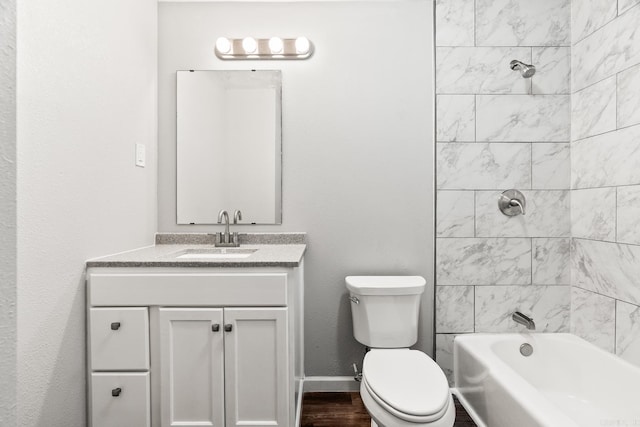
[570, 2, 640, 367]
[434, 0, 572, 382]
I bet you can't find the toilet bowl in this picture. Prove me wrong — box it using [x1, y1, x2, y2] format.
[359, 349, 455, 427]
[346, 276, 455, 427]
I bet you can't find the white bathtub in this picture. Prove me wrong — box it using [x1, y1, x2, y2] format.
[453, 333, 640, 427]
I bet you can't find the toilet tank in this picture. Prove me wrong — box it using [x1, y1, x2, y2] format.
[346, 276, 426, 348]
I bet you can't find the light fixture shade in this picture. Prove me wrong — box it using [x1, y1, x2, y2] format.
[269, 37, 284, 54]
[214, 37, 313, 60]
[215, 37, 232, 54]
[242, 37, 258, 54]
[295, 37, 310, 55]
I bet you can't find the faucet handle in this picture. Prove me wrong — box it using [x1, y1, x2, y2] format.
[233, 210, 242, 224]
[231, 211, 242, 247]
[499, 190, 526, 216]
[216, 232, 224, 245]
[509, 198, 525, 215]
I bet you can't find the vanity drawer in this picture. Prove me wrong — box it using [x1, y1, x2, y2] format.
[90, 308, 149, 370]
[91, 372, 150, 427]
[89, 273, 288, 306]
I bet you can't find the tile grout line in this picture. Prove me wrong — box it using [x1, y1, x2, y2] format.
[530, 142, 533, 190]
[473, 0, 476, 48]
[530, 238, 534, 285]
[615, 187, 618, 242]
[436, 92, 571, 96]
[473, 285, 476, 333]
[473, 190, 477, 238]
[473, 94, 477, 143]
[614, 299, 618, 355]
[571, 284, 638, 308]
[615, 68, 619, 132]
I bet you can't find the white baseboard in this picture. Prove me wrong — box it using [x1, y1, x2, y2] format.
[302, 376, 360, 392]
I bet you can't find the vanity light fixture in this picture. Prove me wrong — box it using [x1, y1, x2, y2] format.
[268, 37, 284, 54]
[215, 37, 232, 54]
[294, 36, 310, 55]
[242, 37, 258, 54]
[214, 36, 313, 60]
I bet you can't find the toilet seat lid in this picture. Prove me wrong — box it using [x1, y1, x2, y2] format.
[363, 349, 450, 418]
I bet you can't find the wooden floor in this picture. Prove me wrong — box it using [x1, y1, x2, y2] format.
[301, 392, 371, 427]
[300, 392, 477, 427]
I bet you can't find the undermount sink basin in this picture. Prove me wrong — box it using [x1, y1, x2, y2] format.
[175, 248, 257, 260]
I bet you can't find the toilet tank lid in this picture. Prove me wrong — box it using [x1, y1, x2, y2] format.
[345, 276, 426, 295]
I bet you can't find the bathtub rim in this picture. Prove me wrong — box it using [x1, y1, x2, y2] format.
[452, 333, 606, 427]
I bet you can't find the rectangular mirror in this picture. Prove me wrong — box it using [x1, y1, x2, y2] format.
[176, 70, 282, 224]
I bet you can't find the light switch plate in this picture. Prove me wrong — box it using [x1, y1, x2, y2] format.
[135, 144, 146, 167]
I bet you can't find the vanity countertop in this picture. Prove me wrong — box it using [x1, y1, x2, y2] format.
[86, 233, 306, 268]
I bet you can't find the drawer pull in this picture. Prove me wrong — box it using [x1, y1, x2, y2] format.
[224, 324, 233, 332]
[212, 324, 220, 332]
[110, 322, 121, 330]
[111, 387, 122, 397]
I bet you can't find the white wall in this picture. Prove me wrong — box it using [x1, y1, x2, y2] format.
[16, 0, 158, 424]
[0, 0, 17, 424]
[158, 1, 434, 375]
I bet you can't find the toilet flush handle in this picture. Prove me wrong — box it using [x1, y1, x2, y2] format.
[349, 296, 359, 304]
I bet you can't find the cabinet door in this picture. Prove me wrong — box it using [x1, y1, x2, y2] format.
[159, 308, 225, 427]
[224, 308, 289, 427]
[91, 372, 150, 427]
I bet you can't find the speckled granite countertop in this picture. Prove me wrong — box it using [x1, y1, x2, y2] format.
[86, 233, 306, 268]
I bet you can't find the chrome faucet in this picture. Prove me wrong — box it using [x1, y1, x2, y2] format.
[215, 209, 241, 247]
[217, 209, 230, 245]
[512, 311, 536, 330]
[232, 210, 242, 246]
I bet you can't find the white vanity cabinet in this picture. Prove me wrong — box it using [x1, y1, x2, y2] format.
[159, 307, 288, 427]
[86, 265, 304, 427]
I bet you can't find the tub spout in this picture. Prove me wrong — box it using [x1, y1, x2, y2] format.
[512, 311, 536, 330]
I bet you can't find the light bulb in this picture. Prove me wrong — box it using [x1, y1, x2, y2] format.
[295, 37, 310, 55]
[269, 37, 283, 54]
[242, 37, 258, 54]
[215, 37, 231, 54]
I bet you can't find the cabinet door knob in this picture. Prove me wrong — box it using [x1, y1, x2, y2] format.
[212, 324, 220, 332]
[110, 322, 121, 330]
[111, 387, 122, 397]
[224, 324, 233, 332]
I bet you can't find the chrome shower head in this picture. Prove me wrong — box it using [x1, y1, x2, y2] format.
[510, 60, 536, 78]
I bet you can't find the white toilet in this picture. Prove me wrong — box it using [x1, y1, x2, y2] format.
[346, 276, 455, 427]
